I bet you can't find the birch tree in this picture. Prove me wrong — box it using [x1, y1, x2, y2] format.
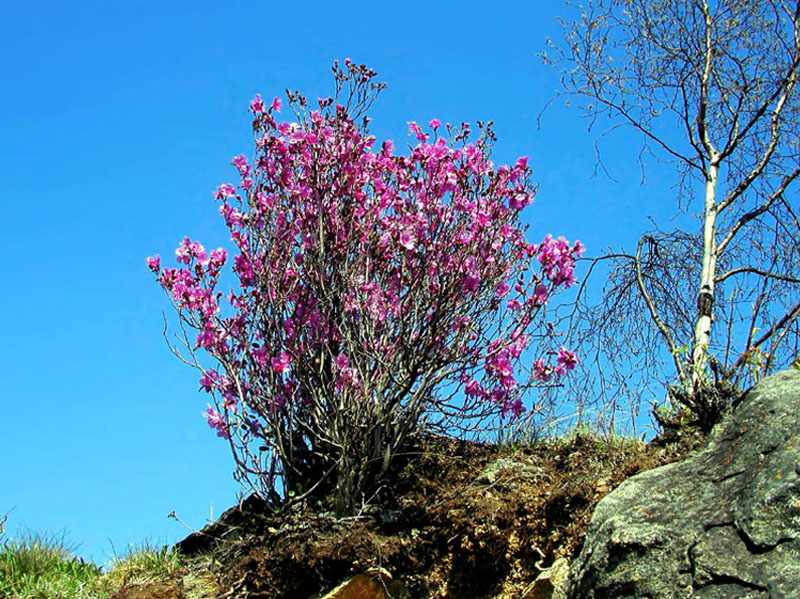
[546, 0, 800, 426]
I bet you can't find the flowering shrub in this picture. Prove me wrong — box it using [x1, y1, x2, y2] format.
[149, 61, 583, 512]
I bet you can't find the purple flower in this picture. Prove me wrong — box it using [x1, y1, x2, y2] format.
[333, 353, 350, 371]
[556, 348, 578, 374]
[501, 397, 524, 418]
[251, 346, 268, 367]
[199, 370, 219, 392]
[272, 352, 291, 373]
[215, 183, 236, 200]
[204, 405, 230, 439]
[533, 359, 553, 382]
[209, 247, 227, 268]
[232, 154, 249, 173]
[399, 229, 416, 251]
[532, 284, 549, 306]
[250, 93, 266, 114]
[465, 379, 484, 398]
[463, 274, 480, 293]
[146, 255, 161, 272]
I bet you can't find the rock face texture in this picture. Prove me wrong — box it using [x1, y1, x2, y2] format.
[568, 370, 800, 599]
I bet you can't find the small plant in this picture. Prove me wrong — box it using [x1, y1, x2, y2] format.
[742, 344, 771, 383]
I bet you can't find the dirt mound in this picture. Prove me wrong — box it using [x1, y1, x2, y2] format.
[138, 430, 704, 599]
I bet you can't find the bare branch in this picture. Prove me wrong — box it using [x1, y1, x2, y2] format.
[717, 166, 800, 254]
[731, 300, 800, 372]
[716, 266, 800, 285]
[634, 237, 688, 382]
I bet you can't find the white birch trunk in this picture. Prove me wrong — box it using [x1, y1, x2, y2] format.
[691, 162, 719, 384]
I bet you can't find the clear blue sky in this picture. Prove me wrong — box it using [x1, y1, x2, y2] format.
[1, 0, 681, 565]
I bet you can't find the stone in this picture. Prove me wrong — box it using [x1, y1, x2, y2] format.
[310, 569, 410, 599]
[523, 557, 570, 599]
[567, 370, 800, 598]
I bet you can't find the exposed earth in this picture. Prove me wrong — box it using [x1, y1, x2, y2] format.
[109, 427, 707, 599]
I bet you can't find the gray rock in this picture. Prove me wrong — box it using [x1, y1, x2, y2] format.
[568, 370, 800, 599]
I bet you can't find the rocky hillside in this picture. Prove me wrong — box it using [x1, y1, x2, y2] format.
[108, 425, 706, 599]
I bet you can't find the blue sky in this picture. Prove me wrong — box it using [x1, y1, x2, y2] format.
[0, 0, 682, 565]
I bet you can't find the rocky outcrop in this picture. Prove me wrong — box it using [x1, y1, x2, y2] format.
[568, 370, 800, 599]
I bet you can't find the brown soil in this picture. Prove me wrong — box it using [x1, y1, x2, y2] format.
[115, 427, 707, 599]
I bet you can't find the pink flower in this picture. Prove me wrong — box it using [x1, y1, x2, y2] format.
[272, 352, 292, 373]
[456, 230, 474, 244]
[251, 346, 268, 367]
[508, 334, 529, 359]
[465, 379, 484, 398]
[196, 327, 220, 349]
[333, 353, 350, 370]
[508, 192, 531, 210]
[501, 397, 524, 418]
[146, 255, 161, 272]
[233, 254, 255, 287]
[429, 118, 442, 129]
[499, 374, 516, 390]
[532, 284, 549, 306]
[473, 212, 491, 228]
[271, 97, 282, 112]
[408, 121, 428, 142]
[556, 348, 578, 373]
[199, 370, 219, 392]
[204, 405, 230, 439]
[399, 229, 416, 251]
[209, 248, 227, 268]
[493, 355, 514, 377]
[533, 359, 553, 382]
[250, 93, 266, 114]
[215, 183, 236, 199]
[232, 154, 248, 172]
[223, 393, 237, 411]
[463, 274, 480, 293]
[175, 237, 204, 264]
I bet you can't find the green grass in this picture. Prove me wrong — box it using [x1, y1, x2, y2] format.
[102, 541, 186, 588]
[0, 529, 209, 599]
[0, 531, 105, 599]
